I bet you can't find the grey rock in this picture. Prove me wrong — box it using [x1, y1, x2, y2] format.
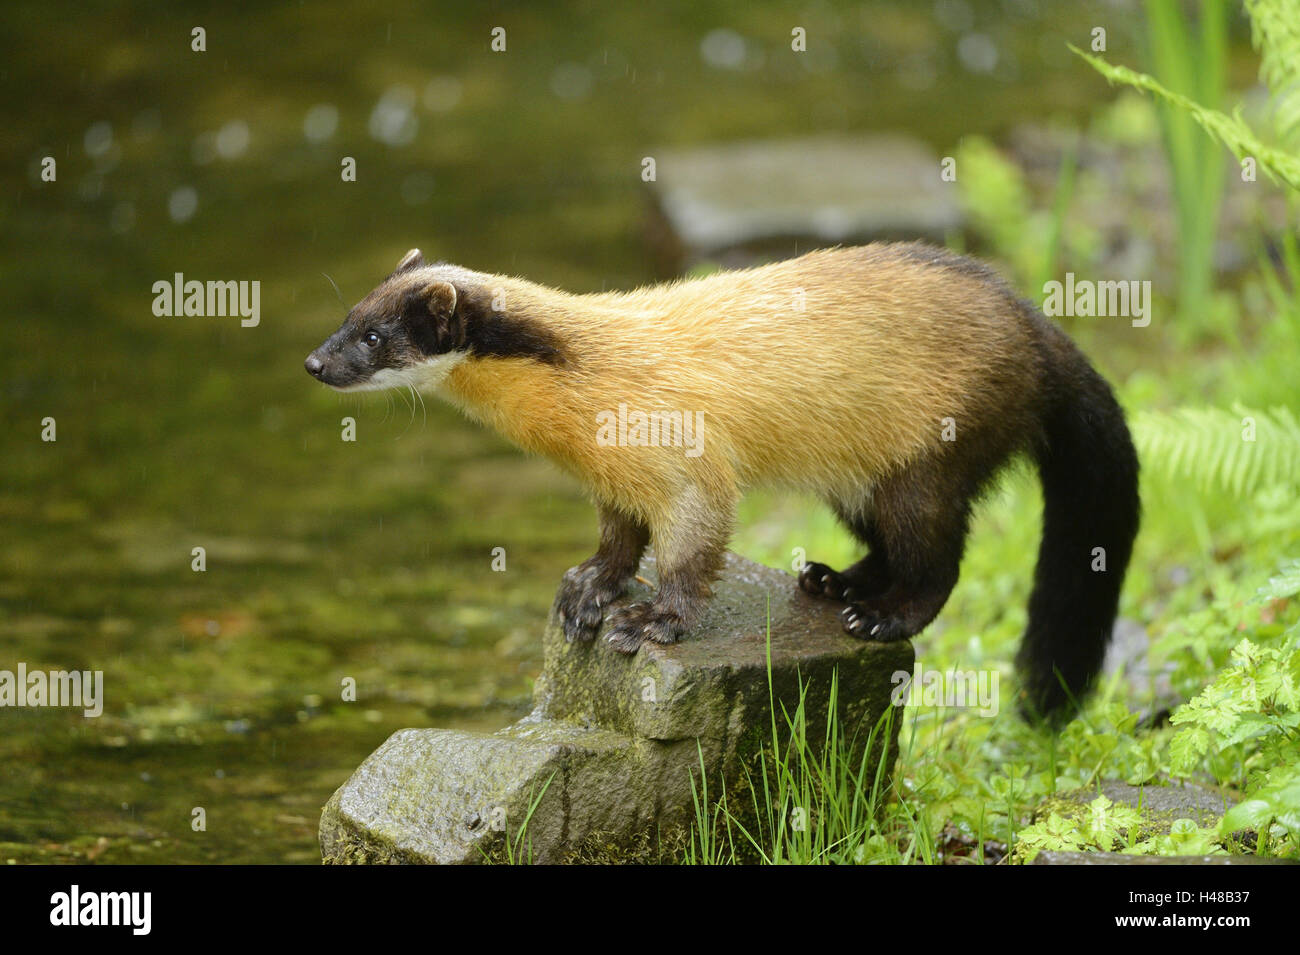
[646, 134, 962, 268]
[536, 553, 908, 741]
[1037, 780, 1234, 835]
[320, 552, 913, 864]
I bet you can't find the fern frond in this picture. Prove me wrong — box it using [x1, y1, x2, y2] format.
[1070, 45, 1300, 192]
[1245, 0, 1300, 148]
[1133, 404, 1300, 496]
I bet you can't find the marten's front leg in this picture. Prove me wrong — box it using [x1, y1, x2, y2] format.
[555, 502, 650, 642]
[605, 488, 733, 654]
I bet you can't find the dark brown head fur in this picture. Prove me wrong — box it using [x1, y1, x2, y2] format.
[304, 249, 565, 391]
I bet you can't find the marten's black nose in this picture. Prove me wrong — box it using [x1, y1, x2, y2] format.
[305, 355, 324, 378]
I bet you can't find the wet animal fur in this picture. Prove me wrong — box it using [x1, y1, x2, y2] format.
[306, 243, 1140, 718]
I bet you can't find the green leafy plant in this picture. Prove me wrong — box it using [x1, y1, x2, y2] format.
[1014, 793, 1149, 862]
[1133, 403, 1300, 496]
[1168, 639, 1299, 773]
[1221, 763, 1300, 853]
[1161, 561, 1300, 857]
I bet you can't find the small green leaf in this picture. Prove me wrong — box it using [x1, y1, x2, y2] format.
[1221, 799, 1275, 832]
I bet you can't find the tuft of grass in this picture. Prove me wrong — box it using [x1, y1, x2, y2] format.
[484, 771, 555, 865]
[686, 605, 914, 865]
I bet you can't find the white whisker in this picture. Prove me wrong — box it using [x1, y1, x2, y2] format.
[412, 383, 428, 427]
[394, 381, 416, 439]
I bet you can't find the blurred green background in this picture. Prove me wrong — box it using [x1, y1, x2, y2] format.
[0, 1, 1277, 863]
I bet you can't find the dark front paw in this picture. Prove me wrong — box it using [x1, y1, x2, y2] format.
[798, 561, 858, 602]
[555, 565, 618, 642]
[841, 603, 910, 642]
[604, 601, 685, 654]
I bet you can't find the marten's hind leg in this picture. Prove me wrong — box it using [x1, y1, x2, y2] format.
[555, 502, 649, 642]
[605, 487, 733, 654]
[798, 501, 892, 603]
[840, 465, 971, 643]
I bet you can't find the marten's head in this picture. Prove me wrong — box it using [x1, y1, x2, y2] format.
[305, 249, 565, 392]
[305, 249, 471, 392]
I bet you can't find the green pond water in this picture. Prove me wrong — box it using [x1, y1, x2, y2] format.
[1, 1, 1169, 862]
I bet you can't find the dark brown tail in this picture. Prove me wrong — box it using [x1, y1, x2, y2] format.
[1017, 335, 1140, 718]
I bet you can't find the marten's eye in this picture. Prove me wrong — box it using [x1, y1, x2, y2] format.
[361, 331, 381, 348]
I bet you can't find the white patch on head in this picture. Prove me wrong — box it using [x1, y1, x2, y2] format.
[333, 352, 468, 393]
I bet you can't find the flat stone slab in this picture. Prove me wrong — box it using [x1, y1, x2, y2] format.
[648, 134, 962, 261]
[320, 552, 913, 863]
[1043, 781, 1235, 832]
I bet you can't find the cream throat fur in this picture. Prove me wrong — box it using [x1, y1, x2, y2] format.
[333, 354, 468, 394]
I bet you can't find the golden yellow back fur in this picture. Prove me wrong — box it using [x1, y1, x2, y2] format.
[437, 245, 1036, 543]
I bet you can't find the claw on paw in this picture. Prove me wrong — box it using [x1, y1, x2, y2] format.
[603, 602, 685, 655]
[840, 603, 909, 642]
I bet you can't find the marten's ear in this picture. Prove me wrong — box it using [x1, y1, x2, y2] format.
[406, 279, 464, 355]
[392, 248, 425, 275]
[422, 279, 457, 317]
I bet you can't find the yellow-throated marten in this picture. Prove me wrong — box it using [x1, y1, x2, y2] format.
[306, 244, 1140, 717]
